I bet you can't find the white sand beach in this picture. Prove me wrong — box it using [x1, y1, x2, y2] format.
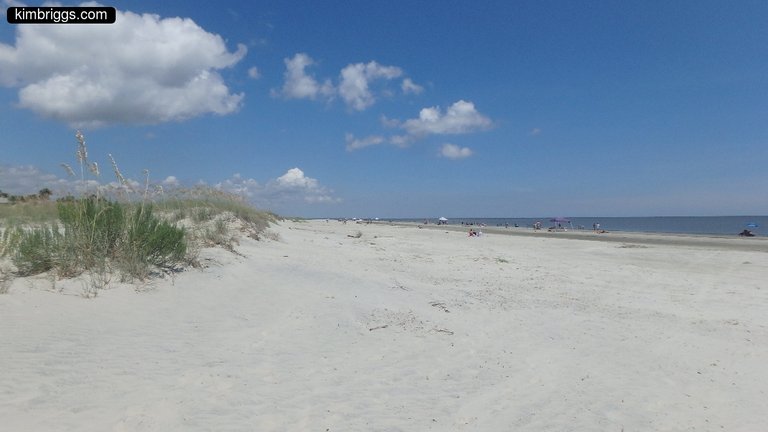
[1, 220, 767, 431]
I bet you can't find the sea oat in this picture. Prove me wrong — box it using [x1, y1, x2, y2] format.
[108, 154, 127, 186]
[61, 163, 76, 178]
[75, 130, 88, 164]
[142, 169, 151, 203]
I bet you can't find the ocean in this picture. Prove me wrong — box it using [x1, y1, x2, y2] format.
[391, 216, 767, 236]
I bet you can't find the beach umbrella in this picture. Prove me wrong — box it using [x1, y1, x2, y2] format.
[438, 217, 448, 221]
[549, 217, 572, 230]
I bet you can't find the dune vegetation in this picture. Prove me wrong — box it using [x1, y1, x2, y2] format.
[0, 132, 277, 295]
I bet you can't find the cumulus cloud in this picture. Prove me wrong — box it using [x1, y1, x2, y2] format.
[274, 168, 317, 189]
[0, 5, 246, 127]
[401, 78, 423, 95]
[439, 143, 473, 159]
[215, 173, 261, 198]
[343, 100, 491, 152]
[272, 168, 338, 203]
[402, 100, 492, 136]
[338, 61, 402, 111]
[0, 165, 63, 195]
[0, 163, 131, 197]
[215, 168, 339, 205]
[345, 133, 386, 151]
[274, 53, 416, 111]
[275, 53, 334, 100]
[162, 176, 180, 187]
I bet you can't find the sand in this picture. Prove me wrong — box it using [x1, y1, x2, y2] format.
[1, 220, 767, 431]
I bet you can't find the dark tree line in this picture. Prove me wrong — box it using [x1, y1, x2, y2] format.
[0, 188, 52, 203]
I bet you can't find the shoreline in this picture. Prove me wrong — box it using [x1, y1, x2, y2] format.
[375, 221, 768, 253]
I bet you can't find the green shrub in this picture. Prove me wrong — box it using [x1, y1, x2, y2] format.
[192, 207, 217, 223]
[12, 225, 59, 276]
[7, 198, 187, 279]
[0, 227, 22, 257]
[125, 205, 186, 271]
[58, 197, 126, 265]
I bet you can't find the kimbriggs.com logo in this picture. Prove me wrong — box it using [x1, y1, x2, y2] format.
[7, 6, 116, 24]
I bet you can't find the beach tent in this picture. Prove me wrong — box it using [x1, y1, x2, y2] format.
[438, 216, 448, 225]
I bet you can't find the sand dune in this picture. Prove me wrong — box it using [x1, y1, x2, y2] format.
[1, 220, 767, 431]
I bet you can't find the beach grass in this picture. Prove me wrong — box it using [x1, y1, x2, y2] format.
[0, 132, 277, 292]
[0, 200, 59, 226]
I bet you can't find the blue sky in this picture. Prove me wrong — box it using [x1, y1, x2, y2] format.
[1, 1, 767, 217]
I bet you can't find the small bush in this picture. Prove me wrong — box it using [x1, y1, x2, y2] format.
[0, 227, 22, 257]
[125, 205, 186, 270]
[12, 225, 59, 276]
[170, 209, 186, 222]
[58, 197, 125, 266]
[7, 197, 186, 279]
[199, 219, 236, 250]
[192, 207, 217, 223]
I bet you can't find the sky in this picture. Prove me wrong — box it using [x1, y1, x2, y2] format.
[1, 0, 767, 218]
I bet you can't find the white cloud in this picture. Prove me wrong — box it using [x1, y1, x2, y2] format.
[0, 164, 62, 195]
[439, 143, 473, 159]
[0, 163, 140, 197]
[275, 53, 334, 100]
[274, 168, 318, 189]
[380, 115, 400, 128]
[338, 61, 402, 111]
[0, 5, 246, 127]
[401, 78, 423, 95]
[215, 168, 339, 205]
[342, 100, 491, 152]
[402, 100, 492, 136]
[275, 53, 417, 111]
[345, 133, 386, 151]
[162, 175, 180, 187]
[215, 173, 261, 198]
[247, 66, 261, 79]
[388, 135, 412, 147]
[272, 168, 339, 203]
[529, 128, 541, 136]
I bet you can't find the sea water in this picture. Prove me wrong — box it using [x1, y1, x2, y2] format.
[394, 216, 767, 236]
